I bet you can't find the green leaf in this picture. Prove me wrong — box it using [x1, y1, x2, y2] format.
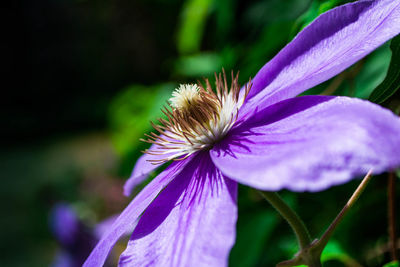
[177, 0, 213, 55]
[174, 52, 223, 77]
[353, 44, 391, 98]
[289, 0, 345, 39]
[383, 261, 400, 267]
[369, 34, 400, 104]
[321, 240, 362, 266]
[321, 240, 348, 263]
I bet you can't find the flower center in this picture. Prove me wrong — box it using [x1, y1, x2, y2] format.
[142, 71, 251, 163]
[169, 84, 202, 110]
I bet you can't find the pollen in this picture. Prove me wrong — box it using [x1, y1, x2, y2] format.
[142, 70, 251, 164]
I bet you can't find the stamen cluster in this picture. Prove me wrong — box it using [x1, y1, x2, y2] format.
[142, 71, 251, 163]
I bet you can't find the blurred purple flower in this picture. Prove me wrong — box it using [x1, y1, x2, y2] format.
[50, 204, 121, 267]
[50, 204, 97, 267]
[85, 0, 400, 266]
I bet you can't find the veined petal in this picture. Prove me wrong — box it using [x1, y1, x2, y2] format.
[241, 0, 400, 117]
[211, 96, 400, 192]
[119, 152, 237, 267]
[83, 158, 192, 267]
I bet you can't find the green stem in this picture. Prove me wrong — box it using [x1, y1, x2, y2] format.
[259, 191, 312, 250]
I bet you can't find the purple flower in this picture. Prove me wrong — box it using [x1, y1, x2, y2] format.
[50, 204, 122, 267]
[85, 1, 400, 266]
[50, 204, 97, 267]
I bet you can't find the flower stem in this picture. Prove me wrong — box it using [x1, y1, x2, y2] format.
[315, 170, 373, 253]
[388, 171, 398, 261]
[258, 191, 312, 250]
[275, 171, 373, 267]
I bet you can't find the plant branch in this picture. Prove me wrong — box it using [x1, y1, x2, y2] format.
[276, 170, 374, 267]
[315, 170, 373, 253]
[258, 191, 312, 250]
[388, 171, 398, 261]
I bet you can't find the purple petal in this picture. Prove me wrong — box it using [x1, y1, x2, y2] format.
[241, 0, 400, 117]
[124, 139, 177, 196]
[119, 152, 237, 267]
[94, 214, 133, 240]
[94, 215, 119, 240]
[123, 153, 158, 197]
[83, 158, 192, 267]
[211, 96, 400, 192]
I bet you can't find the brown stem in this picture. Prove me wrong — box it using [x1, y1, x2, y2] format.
[276, 171, 374, 267]
[315, 170, 373, 253]
[388, 171, 398, 261]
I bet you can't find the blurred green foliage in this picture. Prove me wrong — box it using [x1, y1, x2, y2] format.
[320, 240, 361, 266]
[174, 52, 225, 77]
[6, 0, 400, 266]
[108, 83, 174, 176]
[290, 0, 344, 38]
[177, 0, 213, 54]
[383, 261, 400, 267]
[369, 35, 400, 104]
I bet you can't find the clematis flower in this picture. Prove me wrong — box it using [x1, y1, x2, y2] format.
[85, 0, 400, 266]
